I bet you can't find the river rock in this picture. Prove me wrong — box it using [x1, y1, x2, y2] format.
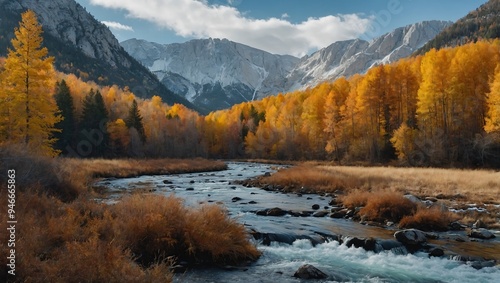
[404, 194, 421, 204]
[429, 248, 444, 257]
[468, 228, 496, 239]
[471, 260, 496, 270]
[232, 197, 242, 202]
[394, 229, 427, 245]
[345, 237, 377, 251]
[266, 207, 288, 216]
[329, 198, 339, 205]
[330, 209, 348, 219]
[312, 204, 320, 210]
[293, 264, 328, 279]
[312, 210, 329, 217]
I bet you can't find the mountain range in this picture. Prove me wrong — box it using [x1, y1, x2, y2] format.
[122, 20, 451, 111]
[0, 0, 195, 110]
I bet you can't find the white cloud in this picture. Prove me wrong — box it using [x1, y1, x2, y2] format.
[102, 21, 134, 31]
[90, 0, 372, 56]
[281, 13, 290, 19]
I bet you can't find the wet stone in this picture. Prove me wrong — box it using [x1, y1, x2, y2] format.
[468, 228, 495, 239]
[429, 248, 444, 257]
[293, 264, 328, 279]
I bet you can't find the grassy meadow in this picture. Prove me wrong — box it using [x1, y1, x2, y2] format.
[257, 163, 500, 230]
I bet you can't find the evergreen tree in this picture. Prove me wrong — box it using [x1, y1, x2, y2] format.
[125, 99, 146, 143]
[79, 89, 110, 157]
[54, 80, 76, 154]
[0, 10, 61, 156]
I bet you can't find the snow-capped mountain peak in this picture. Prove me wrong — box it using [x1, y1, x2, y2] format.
[122, 20, 451, 111]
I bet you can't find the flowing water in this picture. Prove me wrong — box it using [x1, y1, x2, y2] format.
[98, 162, 500, 283]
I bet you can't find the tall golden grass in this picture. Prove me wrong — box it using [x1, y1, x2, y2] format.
[399, 207, 459, 231]
[262, 164, 499, 230]
[263, 164, 500, 204]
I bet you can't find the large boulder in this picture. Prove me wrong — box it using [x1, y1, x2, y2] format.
[468, 228, 496, 239]
[293, 264, 328, 279]
[394, 229, 427, 245]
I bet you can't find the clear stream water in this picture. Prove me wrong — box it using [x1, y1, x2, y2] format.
[98, 162, 500, 283]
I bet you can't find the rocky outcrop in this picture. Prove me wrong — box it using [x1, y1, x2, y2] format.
[0, 0, 193, 108]
[2, 0, 126, 67]
[122, 38, 299, 111]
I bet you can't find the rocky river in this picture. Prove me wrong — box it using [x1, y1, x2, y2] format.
[97, 162, 500, 282]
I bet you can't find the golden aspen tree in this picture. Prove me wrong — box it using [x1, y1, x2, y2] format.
[486, 65, 500, 133]
[301, 84, 327, 159]
[324, 77, 350, 162]
[448, 42, 499, 141]
[0, 10, 61, 156]
[356, 65, 389, 161]
[390, 122, 417, 162]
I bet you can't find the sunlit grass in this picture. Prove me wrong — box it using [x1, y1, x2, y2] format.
[262, 164, 500, 205]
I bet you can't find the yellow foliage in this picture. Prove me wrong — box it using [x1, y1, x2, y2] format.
[0, 10, 61, 156]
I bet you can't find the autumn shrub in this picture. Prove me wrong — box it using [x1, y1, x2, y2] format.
[110, 195, 260, 266]
[0, 145, 88, 201]
[359, 192, 417, 222]
[340, 190, 373, 209]
[0, 191, 173, 283]
[399, 207, 458, 231]
[184, 205, 261, 264]
[109, 194, 189, 265]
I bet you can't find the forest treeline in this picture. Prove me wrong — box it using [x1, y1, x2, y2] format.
[1, 11, 500, 167]
[204, 39, 500, 167]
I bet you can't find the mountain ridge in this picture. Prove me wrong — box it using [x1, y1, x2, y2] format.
[123, 20, 451, 111]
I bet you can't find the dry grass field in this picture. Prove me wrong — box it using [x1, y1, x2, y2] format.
[264, 164, 500, 204]
[260, 163, 500, 230]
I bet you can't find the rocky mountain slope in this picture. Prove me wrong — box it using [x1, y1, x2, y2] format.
[124, 21, 450, 111]
[286, 20, 451, 91]
[122, 38, 299, 111]
[0, 0, 195, 110]
[416, 0, 500, 55]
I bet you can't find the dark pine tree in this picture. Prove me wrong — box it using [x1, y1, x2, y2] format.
[125, 99, 146, 143]
[54, 80, 76, 155]
[79, 89, 110, 157]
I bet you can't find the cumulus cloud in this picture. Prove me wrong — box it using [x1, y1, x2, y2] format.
[102, 21, 134, 31]
[90, 0, 372, 56]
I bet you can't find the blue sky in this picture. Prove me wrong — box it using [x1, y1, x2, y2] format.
[76, 0, 488, 56]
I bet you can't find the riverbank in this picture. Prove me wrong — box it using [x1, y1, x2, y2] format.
[0, 148, 254, 283]
[236, 163, 500, 261]
[243, 163, 500, 227]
